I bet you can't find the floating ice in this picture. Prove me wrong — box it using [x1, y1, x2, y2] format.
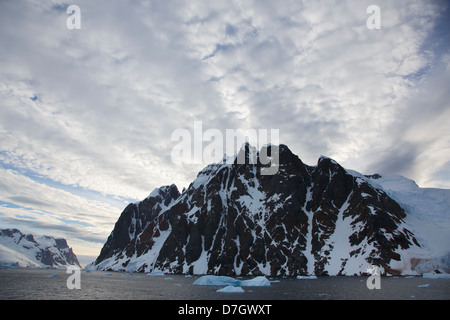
[216, 286, 245, 293]
[241, 276, 271, 286]
[296, 275, 317, 279]
[146, 270, 165, 276]
[193, 275, 240, 286]
[193, 275, 270, 287]
[422, 273, 450, 279]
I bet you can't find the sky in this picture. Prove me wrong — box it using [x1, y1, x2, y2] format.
[0, 0, 449, 263]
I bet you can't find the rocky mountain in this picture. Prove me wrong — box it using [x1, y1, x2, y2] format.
[0, 228, 80, 268]
[89, 144, 447, 276]
[95, 184, 180, 264]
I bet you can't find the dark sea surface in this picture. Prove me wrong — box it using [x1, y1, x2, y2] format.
[0, 269, 448, 300]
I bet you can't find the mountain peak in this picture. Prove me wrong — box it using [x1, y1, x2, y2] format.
[318, 154, 336, 163]
[88, 143, 433, 276]
[148, 184, 180, 201]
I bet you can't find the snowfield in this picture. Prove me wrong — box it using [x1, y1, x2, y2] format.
[0, 243, 41, 268]
[347, 171, 450, 274]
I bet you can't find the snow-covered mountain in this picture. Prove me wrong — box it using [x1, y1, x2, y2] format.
[89, 144, 449, 276]
[355, 173, 450, 274]
[0, 228, 81, 268]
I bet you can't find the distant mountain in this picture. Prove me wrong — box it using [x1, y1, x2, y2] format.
[0, 228, 80, 268]
[88, 144, 449, 276]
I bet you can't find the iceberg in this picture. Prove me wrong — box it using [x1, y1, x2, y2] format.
[193, 275, 270, 287]
[241, 276, 271, 286]
[193, 275, 241, 286]
[216, 286, 245, 293]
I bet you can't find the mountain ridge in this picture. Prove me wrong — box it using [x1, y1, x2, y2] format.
[0, 228, 81, 268]
[89, 144, 449, 276]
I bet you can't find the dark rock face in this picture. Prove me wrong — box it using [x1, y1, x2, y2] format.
[92, 144, 420, 276]
[36, 237, 80, 267]
[94, 184, 180, 264]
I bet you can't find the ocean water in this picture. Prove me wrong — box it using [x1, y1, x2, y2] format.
[0, 269, 448, 300]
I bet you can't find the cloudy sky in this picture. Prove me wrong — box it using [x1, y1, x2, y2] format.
[0, 0, 449, 262]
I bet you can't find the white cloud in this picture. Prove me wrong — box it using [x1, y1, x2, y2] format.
[0, 168, 123, 255]
[0, 0, 448, 255]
